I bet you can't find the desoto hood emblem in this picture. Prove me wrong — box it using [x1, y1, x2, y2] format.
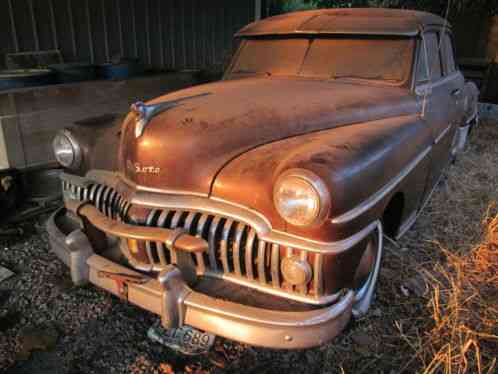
[131, 92, 212, 138]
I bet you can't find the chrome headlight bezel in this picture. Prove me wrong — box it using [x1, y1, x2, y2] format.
[273, 169, 331, 227]
[52, 129, 82, 169]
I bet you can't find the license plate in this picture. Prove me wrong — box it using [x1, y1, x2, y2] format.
[147, 322, 215, 355]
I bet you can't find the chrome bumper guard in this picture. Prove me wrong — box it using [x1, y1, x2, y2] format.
[47, 207, 354, 349]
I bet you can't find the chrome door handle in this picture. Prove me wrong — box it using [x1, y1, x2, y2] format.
[451, 89, 461, 97]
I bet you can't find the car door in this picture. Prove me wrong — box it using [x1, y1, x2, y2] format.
[415, 30, 456, 196]
[441, 32, 466, 152]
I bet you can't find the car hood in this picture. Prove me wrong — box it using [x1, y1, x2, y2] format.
[119, 77, 419, 195]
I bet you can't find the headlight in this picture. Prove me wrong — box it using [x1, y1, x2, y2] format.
[52, 130, 82, 169]
[273, 169, 330, 227]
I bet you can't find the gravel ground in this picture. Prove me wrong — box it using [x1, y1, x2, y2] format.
[0, 120, 497, 374]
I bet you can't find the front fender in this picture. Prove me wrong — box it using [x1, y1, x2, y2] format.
[211, 114, 431, 242]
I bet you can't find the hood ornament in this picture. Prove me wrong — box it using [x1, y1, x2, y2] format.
[131, 92, 211, 138]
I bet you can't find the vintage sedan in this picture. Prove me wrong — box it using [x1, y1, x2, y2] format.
[47, 9, 479, 349]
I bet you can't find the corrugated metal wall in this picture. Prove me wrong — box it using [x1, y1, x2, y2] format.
[0, 0, 257, 70]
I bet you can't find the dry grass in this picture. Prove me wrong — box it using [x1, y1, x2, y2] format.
[395, 120, 498, 374]
[419, 207, 498, 374]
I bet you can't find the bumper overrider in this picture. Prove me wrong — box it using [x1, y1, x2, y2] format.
[47, 174, 381, 349]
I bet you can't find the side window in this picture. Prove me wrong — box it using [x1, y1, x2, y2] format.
[416, 40, 429, 83]
[442, 33, 456, 74]
[424, 32, 443, 80]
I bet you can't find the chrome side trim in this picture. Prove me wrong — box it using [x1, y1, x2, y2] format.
[269, 220, 378, 254]
[204, 270, 342, 306]
[331, 146, 432, 225]
[434, 124, 452, 144]
[415, 71, 461, 95]
[395, 209, 418, 240]
[120, 173, 209, 197]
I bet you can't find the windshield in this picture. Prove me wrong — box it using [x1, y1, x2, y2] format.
[228, 36, 415, 84]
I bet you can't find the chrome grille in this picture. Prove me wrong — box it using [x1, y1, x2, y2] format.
[62, 180, 324, 301]
[62, 180, 131, 221]
[143, 208, 323, 299]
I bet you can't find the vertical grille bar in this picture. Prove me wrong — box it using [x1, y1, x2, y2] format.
[101, 187, 112, 217]
[208, 216, 221, 271]
[220, 219, 234, 273]
[145, 210, 158, 265]
[184, 212, 205, 272]
[283, 247, 294, 291]
[245, 229, 256, 280]
[195, 214, 209, 273]
[297, 250, 308, 294]
[313, 253, 324, 297]
[271, 244, 280, 288]
[156, 210, 171, 265]
[257, 241, 267, 284]
[232, 223, 244, 276]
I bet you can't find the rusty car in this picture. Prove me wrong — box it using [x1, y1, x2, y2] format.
[47, 8, 479, 349]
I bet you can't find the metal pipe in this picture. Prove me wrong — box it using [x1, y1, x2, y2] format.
[7, 0, 19, 53]
[101, 0, 109, 62]
[145, 0, 151, 66]
[191, 0, 196, 69]
[116, 0, 124, 57]
[158, 0, 164, 67]
[48, 0, 58, 50]
[67, 0, 77, 59]
[86, 0, 94, 63]
[169, 0, 175, 68]
[131, 0, 138, 58]
[28, 0, 39, 51]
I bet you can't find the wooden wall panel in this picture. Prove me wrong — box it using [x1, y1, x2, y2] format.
[1, 0, 258, 70]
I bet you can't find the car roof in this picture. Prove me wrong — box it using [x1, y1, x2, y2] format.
[236, 8, 450, 37]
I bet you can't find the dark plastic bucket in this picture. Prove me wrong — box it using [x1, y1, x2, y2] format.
[49, 62, 97, 83]
[0, 69, 56, 91]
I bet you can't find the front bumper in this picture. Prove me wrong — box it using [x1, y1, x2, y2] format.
[47, 207, 354, 349]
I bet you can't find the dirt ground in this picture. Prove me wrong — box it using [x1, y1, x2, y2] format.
[0, 120, 497, 374]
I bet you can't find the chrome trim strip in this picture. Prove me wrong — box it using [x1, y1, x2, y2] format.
[233, 223, 244, 276]
[416, 71, 461, 95]
[395, 209, 418, 240]
[204, 271, 342, 306]
[120, 173, 209, 197]
[271, 220, 378, 254]
[332, 146, 432, 225]
[208, 216, 221, 271]
[271, 244, 280, 288]
[313, 253, 323, 296]
[395, 168, 447, 241]
[245, 229, 256, 280]
[257, 241, 267, 284]
[434, 124, 452, 144]
[220, 219, 233, 273]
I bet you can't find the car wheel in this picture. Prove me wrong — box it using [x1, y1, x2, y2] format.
[352, 222, 383, 317]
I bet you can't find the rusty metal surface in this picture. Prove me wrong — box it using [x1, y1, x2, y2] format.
[236, 8, 450, 37]
[119, 77, 419, 197]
